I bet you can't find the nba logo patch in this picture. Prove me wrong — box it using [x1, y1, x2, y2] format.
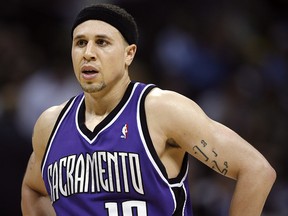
[121, 124, 128, 139]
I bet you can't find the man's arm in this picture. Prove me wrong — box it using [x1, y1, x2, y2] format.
[21, 105, 64, 216]
[194, 121, 276, 216]
[21, 153, 56, 216]
[147, 88, 276, 216]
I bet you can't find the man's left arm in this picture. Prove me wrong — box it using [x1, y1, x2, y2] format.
[155, 90, 277, 216]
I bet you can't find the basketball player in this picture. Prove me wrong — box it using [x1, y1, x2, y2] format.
[21, 3, 276, 216]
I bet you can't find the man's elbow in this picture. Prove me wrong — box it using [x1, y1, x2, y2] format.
[254, 159, 277, 187]
[263, 162, 277, 185]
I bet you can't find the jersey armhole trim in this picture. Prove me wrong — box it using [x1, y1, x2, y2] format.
[139, 87, 190, 183]
[169, 153, 189, 184]
[40, 96, 77, 170]
[139, 85, 169, 179]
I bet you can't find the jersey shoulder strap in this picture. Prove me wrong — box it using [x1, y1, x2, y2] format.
[41, 94, 81, 170]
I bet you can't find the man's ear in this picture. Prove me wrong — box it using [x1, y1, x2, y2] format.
[125, 44, 137, 66]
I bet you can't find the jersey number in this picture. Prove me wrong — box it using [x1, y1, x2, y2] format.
[105, 200, 147, 216]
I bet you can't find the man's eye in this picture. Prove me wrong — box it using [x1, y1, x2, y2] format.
[96, 39, 108, 46]
[77, 40, 87, 47]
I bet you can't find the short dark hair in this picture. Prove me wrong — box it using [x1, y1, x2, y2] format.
[71, 3, 139, 45]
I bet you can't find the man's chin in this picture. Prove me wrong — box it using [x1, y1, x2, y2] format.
[81, 83, 106, 93]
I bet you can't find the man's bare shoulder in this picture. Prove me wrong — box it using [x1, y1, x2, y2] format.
[144, 87, 208, 137]
[145, 87, 200, 112]
[36, 103, 66, 129]
[32, 101, 68, 152]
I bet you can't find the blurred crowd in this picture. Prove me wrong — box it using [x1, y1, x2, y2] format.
[0, 0, 287, 215]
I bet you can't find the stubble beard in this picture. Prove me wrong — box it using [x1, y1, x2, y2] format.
[81, 81, 106, 93]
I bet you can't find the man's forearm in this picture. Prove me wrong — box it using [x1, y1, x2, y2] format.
[21, 184, 55, 216]
[229, 164, 276, 216]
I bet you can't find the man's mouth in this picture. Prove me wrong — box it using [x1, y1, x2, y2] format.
[81, 69, 98, 80]
[83, 70, 97, 74]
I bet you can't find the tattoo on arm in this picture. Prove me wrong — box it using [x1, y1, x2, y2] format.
[201, 139, 207, 147]
[211, 160, 228, 175]
[192, 139, 229, 176]
[192, 146, 209, 161]
[212, 149, 218, 157]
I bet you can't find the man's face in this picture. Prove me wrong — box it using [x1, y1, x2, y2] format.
[71, 20, 130, 93]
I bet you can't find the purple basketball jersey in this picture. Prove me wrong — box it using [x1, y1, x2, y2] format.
[41, 82, 193, 215]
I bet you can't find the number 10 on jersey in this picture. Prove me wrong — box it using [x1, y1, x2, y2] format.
[105, 200, 147, 215]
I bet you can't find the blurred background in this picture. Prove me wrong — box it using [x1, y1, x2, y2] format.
[0, 0, 287, 215]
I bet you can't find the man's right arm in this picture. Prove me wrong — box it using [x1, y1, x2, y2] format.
[21, 104, 65, 216]
[21, 153, 56, 216]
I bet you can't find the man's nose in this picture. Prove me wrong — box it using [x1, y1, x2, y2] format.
[84, 41, 96, 60]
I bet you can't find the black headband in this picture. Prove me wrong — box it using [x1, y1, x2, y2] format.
[71, 4, 138, 45]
